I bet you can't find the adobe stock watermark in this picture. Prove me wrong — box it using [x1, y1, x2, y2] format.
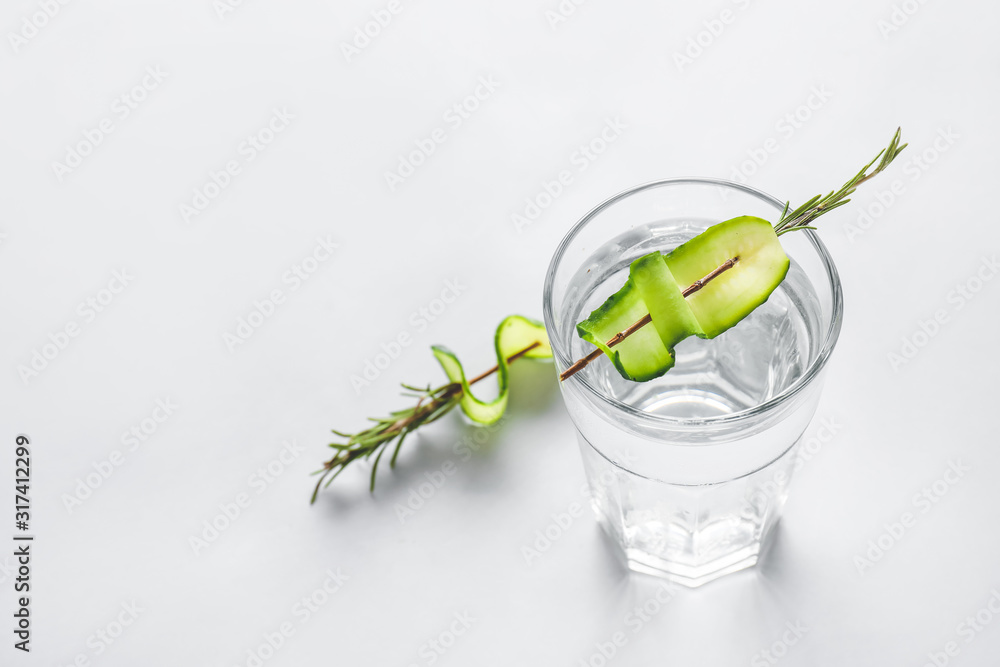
[56, 601, 144, 667]
[751, 621, 809, 667]
[179, 107, 294, 224]
[51, 65, 169, 183]
[214, 0, 252, 20]
[189, 440, 305, 556]
[576, 582, 679, 666]
[511, 116, 627, 234]
[853, 459, 970, 575]
[520, 456, 636, 567]
[740, 416, 843, 521]
[384, 76, 500, 192]
[521, 496, 587, 566]
[843, 126, 958, 243]
[726, 85, 833, 188]
[887, 254, 997, 371]
[673, 0, 755, 72]
[521, 449, 638, 566]
[544, 0, 592, 30]
[224, 235, 338, 352]
[351, 277, 466, 394]
[877, 0, 931, 39]
[395, 418, 504, 523]
[406, 611, 477, 667]
[17, 268, 134, 386]
[61, 398, 178, 514]
[233, 567, 349, 667]
[340, 0, 415, 63]
[7, 0, 73, 54]
[918, 588, 1000, 667]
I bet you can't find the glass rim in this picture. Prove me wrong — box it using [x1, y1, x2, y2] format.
[541, 177, 844, 428]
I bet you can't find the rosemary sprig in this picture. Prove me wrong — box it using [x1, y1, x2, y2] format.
[311, 341, 542, 503]
[310, 382, 459, 503]
[774, 127, 907, 236]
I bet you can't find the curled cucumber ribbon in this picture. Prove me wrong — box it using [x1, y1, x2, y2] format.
[432, 315, 552, 425]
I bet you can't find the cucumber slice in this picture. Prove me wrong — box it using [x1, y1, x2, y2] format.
[575, 216, 790, 382]
[664, 216, 789, 339]
[432, 315, 551, 425]
[630, 252, 703, 345]
[577, 278, 677, 382]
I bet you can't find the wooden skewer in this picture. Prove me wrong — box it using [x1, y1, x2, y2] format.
[465, 341, 542, 385]
[559, 257, 740, 382]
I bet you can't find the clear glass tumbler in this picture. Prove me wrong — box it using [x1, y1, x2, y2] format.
[542, 178, 843, 587]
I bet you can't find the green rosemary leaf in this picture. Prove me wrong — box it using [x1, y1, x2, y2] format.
[775, 128, 905, 234]
[370, 444, 388, 492]
[776, 225, 819, 237]
[389, 431, 408, 469]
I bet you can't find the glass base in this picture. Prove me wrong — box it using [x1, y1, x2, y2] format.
[624, 545, 759, 588]
[591, 503, 765, 587]
[580, 430, 793, 589]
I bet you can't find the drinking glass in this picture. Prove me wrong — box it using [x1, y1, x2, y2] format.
[542, 178, 843, 587]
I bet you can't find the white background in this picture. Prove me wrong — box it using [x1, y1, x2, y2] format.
[2, 0, 999, 665]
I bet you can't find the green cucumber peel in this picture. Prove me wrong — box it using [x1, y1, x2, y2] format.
[575, 216, 788, 383]
[631, 250, 703, 343]
[577, 277, 676, 381]
[432, 315, 552, 425]
[665, 216, 789, 339]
